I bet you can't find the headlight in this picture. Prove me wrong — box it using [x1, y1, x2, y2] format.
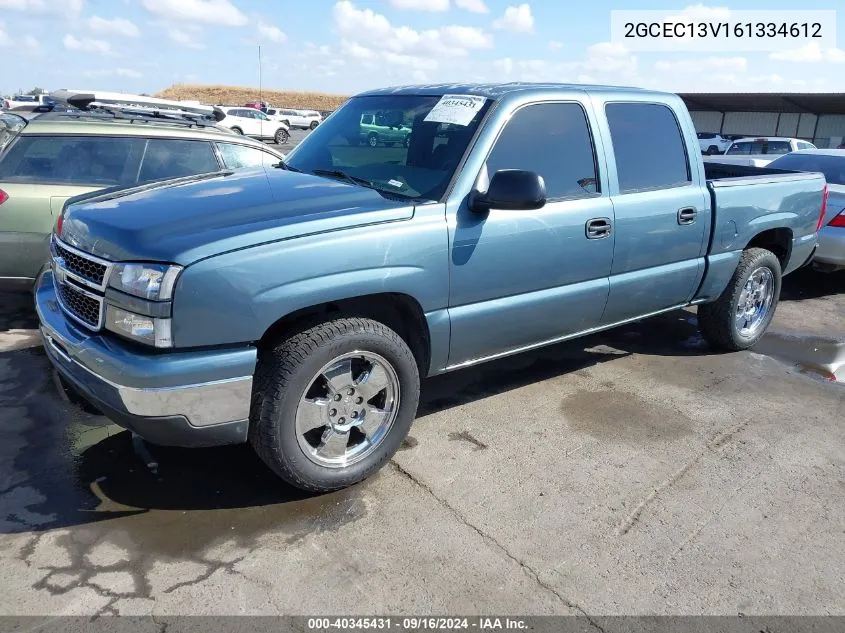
[109, 263, 182, 301]
[105, 305, 173, 348]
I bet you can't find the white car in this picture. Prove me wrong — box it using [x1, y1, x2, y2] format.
[265, 107, 322, 130]
[697, 132, 732, 155]
[2, 94, 55, 111]
[217, 106, 290, 144]
[705, 137, 817, 167]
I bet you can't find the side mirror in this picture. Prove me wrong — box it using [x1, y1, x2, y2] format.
[469, 169, 546, 213]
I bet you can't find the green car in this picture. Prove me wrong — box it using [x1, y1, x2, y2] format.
[0, 110, 286, 291]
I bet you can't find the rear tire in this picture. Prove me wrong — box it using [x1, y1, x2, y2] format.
[249, 318, 420, 492]
[367, 133, 379, 148]
[231, 127, 243, 135]
[698, 247, 782, 351]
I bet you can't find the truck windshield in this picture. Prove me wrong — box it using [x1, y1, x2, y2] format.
[284, 94, 492, 202]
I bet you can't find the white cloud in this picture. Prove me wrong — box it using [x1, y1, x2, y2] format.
[87, 16, 140, 38]
[257, 22, 285, 42]
[388, 0, 449, 11]
[333, 0, 492, 72]
[493, 3, 534, 33]
[666, 3, 731, 21]
[168, 27, 205, 49]
[0, 0, 82, 16]
[582, 42, 636, 74]
[769, 43, 845, 64]
[548, 40, 562, 50]
[0, 26, 40, 53]
[0, 0, 45, 10]
[655, 56, 747, 73]
[487, 41, 638, 84]
[455, 0, 488, 13]
[439, 25, 492, 49]
[493, 57, 514, 75]
[84, 67, 142, 78]
[141, 0, 247, 27]
[62, 34, 111, 55]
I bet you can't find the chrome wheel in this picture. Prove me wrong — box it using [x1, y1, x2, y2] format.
[295, 351, 400, 468]
[735, 266, 774, 338]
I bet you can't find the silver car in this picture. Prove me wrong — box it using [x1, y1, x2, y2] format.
[768, 149, 845, 270]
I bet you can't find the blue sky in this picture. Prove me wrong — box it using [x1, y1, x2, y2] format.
[1, 0, 843, 96]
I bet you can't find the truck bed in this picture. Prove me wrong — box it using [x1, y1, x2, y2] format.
[693, 161, 825, 302]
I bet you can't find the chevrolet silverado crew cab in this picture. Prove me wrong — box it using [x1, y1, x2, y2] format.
[36, 84, 825, 492]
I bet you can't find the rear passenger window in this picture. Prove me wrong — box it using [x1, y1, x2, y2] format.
[138, 139, 219, 183]
[484, 103, 599, 198]
[217, 142, 278, 169]
[606, 103, 690, 193]
[0, 135, 143, 185]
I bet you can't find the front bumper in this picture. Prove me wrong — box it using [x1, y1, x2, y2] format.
[814, 225, 845, 268]
[35, 271, 257, 447]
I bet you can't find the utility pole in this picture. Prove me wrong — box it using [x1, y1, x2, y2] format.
[258, 45, 263, 106]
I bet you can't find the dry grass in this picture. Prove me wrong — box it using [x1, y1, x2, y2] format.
[155, 84, 348, 111]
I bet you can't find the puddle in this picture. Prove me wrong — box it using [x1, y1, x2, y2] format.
[563, 390, 695, 443]
[753, 331, 845, 383]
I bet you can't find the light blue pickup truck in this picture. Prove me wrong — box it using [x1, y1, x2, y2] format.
[35, 83, 826, 491]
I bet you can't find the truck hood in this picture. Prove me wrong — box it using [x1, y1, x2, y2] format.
[58, 168, 415, 265]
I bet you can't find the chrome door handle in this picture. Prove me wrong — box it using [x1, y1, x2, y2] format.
[586, 217, 612, 239]
[678, 207, 697, 225]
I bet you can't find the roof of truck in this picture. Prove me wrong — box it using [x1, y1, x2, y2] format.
[358, 82, 656, 99]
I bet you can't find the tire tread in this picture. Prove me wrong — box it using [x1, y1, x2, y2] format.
[249, 317, 417, 491]
[698, 247, 782, 351]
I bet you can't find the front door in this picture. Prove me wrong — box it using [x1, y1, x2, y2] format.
[447, 101, 615, 367]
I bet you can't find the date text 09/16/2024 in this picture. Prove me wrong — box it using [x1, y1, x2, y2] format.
[307, 617, 528, 630]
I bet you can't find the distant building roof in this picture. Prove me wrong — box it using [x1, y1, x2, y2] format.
[679, 93, 845, 115]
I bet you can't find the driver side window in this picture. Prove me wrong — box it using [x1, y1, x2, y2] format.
[484, 103, 600, 199]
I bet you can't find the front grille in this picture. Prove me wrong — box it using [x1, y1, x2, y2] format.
[54, 241, 107, 287]
[58, 282, 102, 329]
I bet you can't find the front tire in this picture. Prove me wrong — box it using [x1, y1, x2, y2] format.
[698, 247, 782, 351]
[249, 318, 420, 492]
[310, 121, 319, 130]
[275, 128, 290, 145]
[231, 127, 243, 135]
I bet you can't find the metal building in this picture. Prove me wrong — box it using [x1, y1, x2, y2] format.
[679, 93, 845, 149]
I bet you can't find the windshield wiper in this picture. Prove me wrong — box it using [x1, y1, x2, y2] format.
[274, 161, 301, 172]
[311, 168, 377, 189]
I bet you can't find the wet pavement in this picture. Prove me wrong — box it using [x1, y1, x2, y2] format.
[0, 269, 843, 616]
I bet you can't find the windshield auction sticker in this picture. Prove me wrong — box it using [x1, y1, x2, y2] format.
[610, 9, 836, 52]
[424, 95, 487, 126]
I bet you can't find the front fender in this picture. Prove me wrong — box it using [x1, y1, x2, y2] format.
[171, 211, 449, 349]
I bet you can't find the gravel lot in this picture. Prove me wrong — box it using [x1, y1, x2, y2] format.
[1, 264, 843, 617]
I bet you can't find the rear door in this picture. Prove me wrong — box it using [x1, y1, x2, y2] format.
[0, 134, 144, 281]
[137, 138, 220, 182]
[593, 100, 709, 324]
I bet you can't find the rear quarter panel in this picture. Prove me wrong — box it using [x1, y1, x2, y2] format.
[695, 172, 824, 300]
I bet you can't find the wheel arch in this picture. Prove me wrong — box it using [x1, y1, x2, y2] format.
[744, 227, 792, 269]
[259, 292, 432, 376]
